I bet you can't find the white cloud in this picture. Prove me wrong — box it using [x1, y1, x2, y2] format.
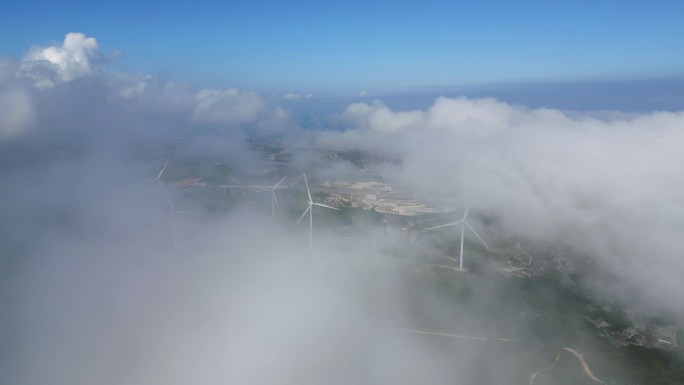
[193, 88, 265, 125]
[343, 100, 424, 133]
[118, 81, 148, 98]
[283, 93, 301, 101]
[19, 32, 102, 89]
[322, 97, 684, 315]
[114, 78, 276, 125]
[343, 97, 566, 134]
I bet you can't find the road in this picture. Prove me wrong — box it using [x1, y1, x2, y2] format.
[563, 347, 607, 384]
[406, 328, 606, 385]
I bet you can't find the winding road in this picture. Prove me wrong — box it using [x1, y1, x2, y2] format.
[405, 328, 607, 384]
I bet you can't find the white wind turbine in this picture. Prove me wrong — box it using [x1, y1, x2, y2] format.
[151, 160, 202, 250]
[268, 176, 287, 217]
[218, 176, 288, 217]
[150, 159, 170, 211]
[297, 173, 340, 249]
[428, 208, 489, 271]
[158, 182, 203, 251]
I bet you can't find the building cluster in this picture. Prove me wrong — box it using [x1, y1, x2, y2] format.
[586, 306, 678, 350]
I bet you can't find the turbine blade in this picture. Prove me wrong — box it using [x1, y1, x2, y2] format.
[297, 204, 312, 224]
[465, 222, 489, 249]
[156, 159, 169, 180]
[273, 176, 287, 190]
[273, 192, 279, 209]
[462, 207, 469, 221]
[313, 202, 340, 210]
[427, 220, 463, 230]
[303, 173, 312, 202]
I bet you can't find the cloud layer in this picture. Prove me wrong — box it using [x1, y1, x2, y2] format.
[318, 97, 684, 314]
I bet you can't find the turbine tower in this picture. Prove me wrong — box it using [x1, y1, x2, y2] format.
[428, 207, 489, 271]
[297, 172, 339, 249]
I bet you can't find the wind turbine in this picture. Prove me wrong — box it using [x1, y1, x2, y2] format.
[219, 176, 288, 217]
[428, 208, 489, 271]
[297, 173, 339, 249]
[269, 176, 287, 217]
[151, 160, 201, 250]
[150, 159, 170, 211]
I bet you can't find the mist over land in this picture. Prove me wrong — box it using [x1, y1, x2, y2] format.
[1, 33, 683, 385]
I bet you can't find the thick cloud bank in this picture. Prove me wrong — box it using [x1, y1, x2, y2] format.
[318, 97, 684, 314]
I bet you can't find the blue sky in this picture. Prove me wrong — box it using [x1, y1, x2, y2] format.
[1, 0, 683, 94]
